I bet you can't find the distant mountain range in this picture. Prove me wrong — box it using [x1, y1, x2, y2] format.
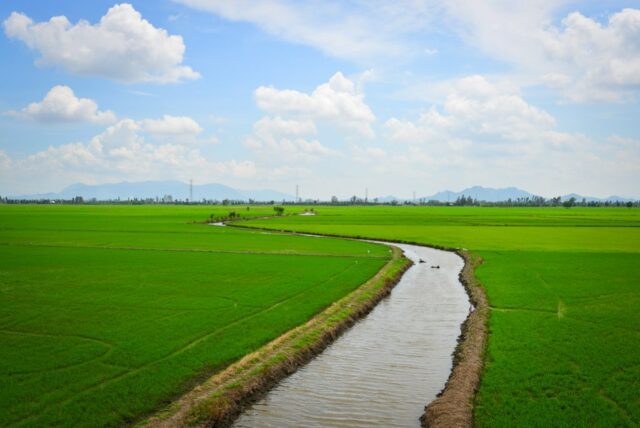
[8, 183, 636, 203]
[423, 186, 537, 202]
[379, 186, 636, 203]
[10, 181, 294, 202]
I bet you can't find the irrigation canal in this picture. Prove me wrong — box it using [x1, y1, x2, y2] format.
[233, 239, 471, 427]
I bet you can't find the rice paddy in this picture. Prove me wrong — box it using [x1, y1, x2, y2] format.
[2, 204, 638, 426]
[242, 206, 640, 426]
[0, 205, 389, 427]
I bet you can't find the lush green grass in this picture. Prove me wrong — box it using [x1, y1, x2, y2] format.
[0, 205, 389, 427]
[242, 206, 640, 426]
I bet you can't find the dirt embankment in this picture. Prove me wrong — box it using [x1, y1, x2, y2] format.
[142, 246, 411, 428]
[421, 251, 488, 428]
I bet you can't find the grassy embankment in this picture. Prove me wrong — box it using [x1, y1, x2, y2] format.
[242, 206, 640, 426]
[0, 205, 392, 427]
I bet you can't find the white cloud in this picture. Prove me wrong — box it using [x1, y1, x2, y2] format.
[140, 115, 203, 136]
[6, 85, 116, 124]
[374, 74, 640, 197]
[245, 116, 336, 163]
[255, 72, 375, 137]
[245, 135, 335, 163]
[175, 0, 436, 61]
[385, 75, 558, 146]
[0, 118, 255, 194]
[3, 4, 200, 83]
[253, 116, 317, 138]
[175, 1, 640, 101]
[443, 3, 640, 102]
[538, 9, 640, 101]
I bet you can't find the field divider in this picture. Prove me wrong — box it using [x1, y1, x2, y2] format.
[141, 236, 412, 428]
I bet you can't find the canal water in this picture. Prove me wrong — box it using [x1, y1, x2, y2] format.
[234, 242, 471, 427]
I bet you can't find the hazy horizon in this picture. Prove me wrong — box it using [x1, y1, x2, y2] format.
[6, 179, 638, 201]
[1, 1, 639, 198]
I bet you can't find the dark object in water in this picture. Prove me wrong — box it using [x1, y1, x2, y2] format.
[430, 265, 440, 269]
[419, 259, 426, 264]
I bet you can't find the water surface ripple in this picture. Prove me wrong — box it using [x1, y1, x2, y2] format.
[234, 242, 470, 427]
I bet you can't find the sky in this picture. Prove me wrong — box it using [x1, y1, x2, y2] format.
[1, 0, 639, 199]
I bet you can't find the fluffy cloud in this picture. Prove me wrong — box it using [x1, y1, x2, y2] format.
[3, 4, 199, 83]
[255, 72, 375, 137]
[375, 74, 640, 196]
[7, 85, 116, 124]
[245, 116, 336, 162]
[85, 115, 212, 146]
[140, 115, 203, 136]
[385, 75, 559, 148]
[538, 9, 640, 101]
[0, 118, 254, 193]
[444, 3, 640, 102]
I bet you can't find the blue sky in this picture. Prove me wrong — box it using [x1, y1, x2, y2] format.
[1, 0, 639, 198]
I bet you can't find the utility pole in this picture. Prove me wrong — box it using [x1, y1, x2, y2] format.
[189, 179, 193, 202]
[295, 184, 299, 203]
[365, 188, 368, 203]
[413, 191, 416, 203]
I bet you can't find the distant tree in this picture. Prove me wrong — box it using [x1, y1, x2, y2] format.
[331, 196, 339, 204]
[273, 206, 285, 216]
[626, 201, 633, 208]
[562, 197, 576, 208]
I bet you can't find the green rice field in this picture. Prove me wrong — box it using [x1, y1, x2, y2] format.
[2, 205, 639, 426]
[242, 206, 640, 426]
[0, 205, 389, 427]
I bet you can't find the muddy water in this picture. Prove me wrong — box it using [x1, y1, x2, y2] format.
[233, 242, 470, 427]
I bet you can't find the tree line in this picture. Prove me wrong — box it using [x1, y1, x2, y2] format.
[1, 195, 637, 208]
